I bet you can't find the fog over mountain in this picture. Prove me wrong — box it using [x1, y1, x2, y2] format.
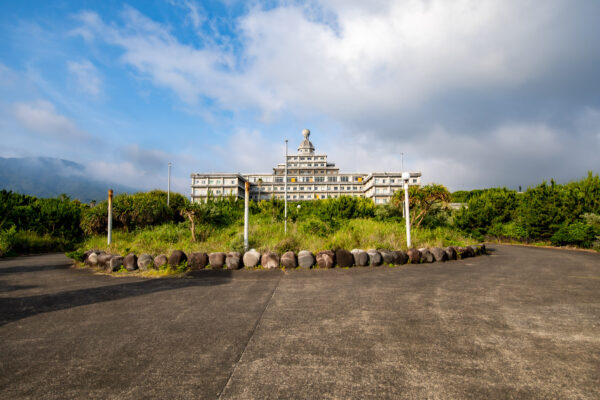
[0, 157, 140, 203]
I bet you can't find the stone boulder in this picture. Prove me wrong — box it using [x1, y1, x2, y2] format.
[168, 250, 187, 268]
[456, 246, 474, 258]
[469, 245, 480, 256]
[209, 252, 226, 269]
[366, 249, 382, 266]
[109, 256, 124, 272]
[83, 250, 96, 264]
[87, 252, 99, 267]
[351, 249, 369, 267]
[97, 253, 113, 269]
[261, 252, 280, 269]
[335, 249, 354, 268]
[243, 249, 261, 268]
[124, 253, 138, 271]
[316, 250, 335, 268]
[226, 252, 242, 270]
[154, 254, 168, 268]
[137, 253, 154, 270]
[281, 251, 297, 269]
[188, 252, 208, 270]
[297, 250, 315, 268]
[407, 248, 421, 264]
[430, 247, 448, 262]
[379, 250, 394, 265]
[479, 244, 487, 254]
[392, 250, 408, 265]
[419, 248, 435, 263]
[443, 247, 457, 261]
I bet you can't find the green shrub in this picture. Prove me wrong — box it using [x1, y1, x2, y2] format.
[550, 221, 596, 248]
[0, 226, 17, 257]
[299, 217, 334, 237]
[65, 248, 86, 262]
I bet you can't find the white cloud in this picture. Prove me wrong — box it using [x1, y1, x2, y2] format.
[12, 100, 90, 140]
[73, 1, 569, 120]
[69, 1, 600, 190]
[67, 59, 102, 98]
[211, 129, 283, 173]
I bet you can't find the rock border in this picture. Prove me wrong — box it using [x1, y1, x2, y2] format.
[78, 245, 488, 274]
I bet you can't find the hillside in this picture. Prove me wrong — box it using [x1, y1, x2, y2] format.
[0, 157, 140, 203]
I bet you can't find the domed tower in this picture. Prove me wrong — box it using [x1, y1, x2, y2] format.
[298, 129, 315, 154]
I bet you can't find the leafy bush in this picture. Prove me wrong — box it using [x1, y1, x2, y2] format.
[0, 226, 17, 257]
[551, 221, 596, 248]
[454, 188, 519, 236]
[65, 248, 86, 262]
[81, 191, 186, 234]
[299, 217, 335, 237]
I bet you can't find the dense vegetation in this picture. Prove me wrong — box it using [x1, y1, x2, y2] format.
[0, 191, 85, 256]
[454, 172, 600, 248]
[1, 172, 599, 258]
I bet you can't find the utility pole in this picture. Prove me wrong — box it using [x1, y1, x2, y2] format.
[402, 172, 411, 248]
[244, 181, 249, 251]
[167, 162, 172, 206]
[107, 189, 113, 245]
[284, 139, 288, 234]
[401, 152, 404, 172]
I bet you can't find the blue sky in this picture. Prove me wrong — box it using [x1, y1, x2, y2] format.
[1, 0, 599, 195]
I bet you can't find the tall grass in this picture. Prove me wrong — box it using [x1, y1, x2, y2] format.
[80, 217, 477, 256]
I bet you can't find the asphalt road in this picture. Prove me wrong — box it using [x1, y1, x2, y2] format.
[1, 245, 599, 399]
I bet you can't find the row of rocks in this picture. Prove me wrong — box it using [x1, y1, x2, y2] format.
[83, 245, 486, 272]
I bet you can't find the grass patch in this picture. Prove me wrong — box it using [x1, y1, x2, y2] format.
[76, 217, 477, 257]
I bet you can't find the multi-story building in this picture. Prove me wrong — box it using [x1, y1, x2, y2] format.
[190, 129, 421, 204]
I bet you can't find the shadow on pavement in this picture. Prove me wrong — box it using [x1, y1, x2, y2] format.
[0, 271, 232, 326]
[0, 264, 72, 274]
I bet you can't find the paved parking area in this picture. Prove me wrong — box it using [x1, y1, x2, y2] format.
[1, 245, 599, 399]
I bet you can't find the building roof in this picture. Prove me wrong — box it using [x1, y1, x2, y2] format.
[297, 129, 315, 154]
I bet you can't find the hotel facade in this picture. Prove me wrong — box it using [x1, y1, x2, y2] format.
[190, 129, 421, 204]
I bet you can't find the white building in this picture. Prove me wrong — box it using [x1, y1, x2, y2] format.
[190, 129, 421, 204]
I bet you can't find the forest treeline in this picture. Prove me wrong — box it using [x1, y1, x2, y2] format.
[1, 172, 599, 256]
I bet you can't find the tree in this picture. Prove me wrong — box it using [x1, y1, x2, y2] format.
[392, 184, 451, 228]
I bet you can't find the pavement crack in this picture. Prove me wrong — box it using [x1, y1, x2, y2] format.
[217, 273, 283, 399]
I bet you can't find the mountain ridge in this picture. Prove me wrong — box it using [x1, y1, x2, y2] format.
[0, 157, 141, 203]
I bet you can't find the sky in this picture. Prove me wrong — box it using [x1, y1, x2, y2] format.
[1, 0, 599, 195]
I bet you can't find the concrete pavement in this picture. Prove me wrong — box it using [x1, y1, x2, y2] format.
[1, 245, 599, 399]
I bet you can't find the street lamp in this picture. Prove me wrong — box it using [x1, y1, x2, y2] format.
[402, 171, 411, 248]
[284, 139, 288, 234]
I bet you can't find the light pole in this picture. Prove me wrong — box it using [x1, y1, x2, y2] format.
[401, 153, 404, 173]
[167, 162, 172, 206]
[244, 181, 249, 251]
[107, 189, 113, 245]
[284, 139, 288, 234]
[402, 172, 411, 248]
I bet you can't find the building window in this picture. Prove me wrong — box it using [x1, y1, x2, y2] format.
[413, 179, 417, 183]
[390, 179, 395, 183]
[328, 176, 337, 182]
[340, 176, 349, 182]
